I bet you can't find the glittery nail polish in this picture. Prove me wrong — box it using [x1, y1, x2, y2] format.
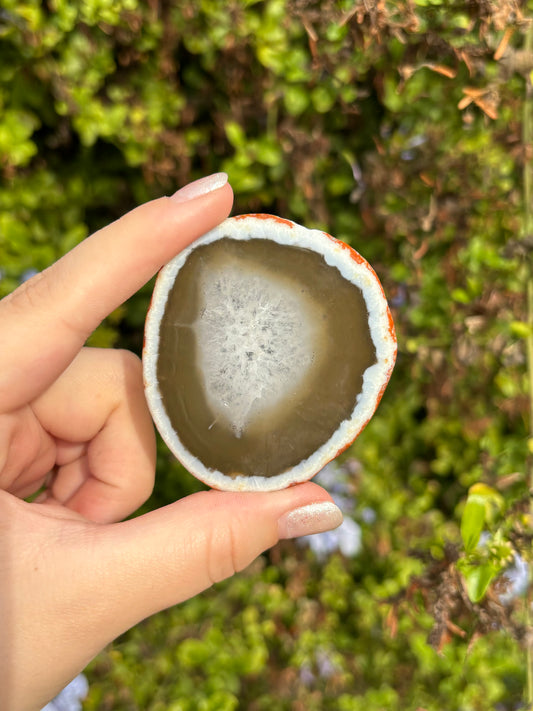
[169, 173, 228, 204]
[278, 501, 343, 540]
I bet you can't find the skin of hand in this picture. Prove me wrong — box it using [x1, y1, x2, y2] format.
[0, 174, 343, 711]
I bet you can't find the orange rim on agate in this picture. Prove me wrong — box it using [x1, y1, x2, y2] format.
[143, 214, 397, 491]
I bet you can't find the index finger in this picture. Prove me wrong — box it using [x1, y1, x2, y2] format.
[0, 174, 233, 412]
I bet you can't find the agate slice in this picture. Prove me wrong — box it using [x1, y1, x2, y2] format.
[143, 214, 396, 491]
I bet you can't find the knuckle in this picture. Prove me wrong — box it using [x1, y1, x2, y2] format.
[114, 349, 144, 389]
[3, 269, 89, 343]
[205, 518, 242, 585]
[98, 349, 144, 402]
[116, 348, 143, 373]
[3, 271, 51, 314]
[0, 409, 43, 485]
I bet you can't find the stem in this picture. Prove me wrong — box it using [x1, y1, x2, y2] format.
[528, 279, 533, 453]
[523, 18, 533, 711]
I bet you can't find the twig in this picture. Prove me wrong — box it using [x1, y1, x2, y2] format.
[523, 17, 533, 711]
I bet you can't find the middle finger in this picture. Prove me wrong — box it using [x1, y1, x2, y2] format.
[32, 347, 156, 523]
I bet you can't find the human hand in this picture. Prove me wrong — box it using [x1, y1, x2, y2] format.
[0, 173, 343, 711]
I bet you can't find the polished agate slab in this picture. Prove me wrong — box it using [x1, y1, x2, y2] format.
[143, 215, 396, 491]
[154, 235, 375, 478]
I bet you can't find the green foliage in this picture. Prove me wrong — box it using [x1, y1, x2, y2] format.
[1, 0, 531, 708]
[84, 553, 526, 710]
[458, 482, 524, 603]
[460, 483, 504, 555]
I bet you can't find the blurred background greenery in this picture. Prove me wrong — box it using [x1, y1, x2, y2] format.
[1, 0, 533, 708]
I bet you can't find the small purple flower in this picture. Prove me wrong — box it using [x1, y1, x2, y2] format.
[20, 268, 39, 283]
[391, 284, 407, 308]
[408, 134, 427, 149]
[304, 461, 363, 560]
[335, 517, 362, 557]
[316, 649, 338, 679]
[360, 506, 377, 524]
[299, 663, 315, 686]
[478, 531, 491, 548]
[400, 134, 426, 161]
[500, 554, 529, 604]
[300, 516, 362, 561]
[299, 649, 341, 687]
[313, 463, 348, 496]
[39, 674, 89, 711]
[331, 492, 352, 513]
[349, 159, 366, 203]
[300, 528, 339, 559]
[313, 461, 357, 502]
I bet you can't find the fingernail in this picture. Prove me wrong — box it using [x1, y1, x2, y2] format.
[278, 501, 343, 540]
[169, 172, 228, 204]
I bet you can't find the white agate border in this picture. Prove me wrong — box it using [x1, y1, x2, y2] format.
[143, 215, 397, 492]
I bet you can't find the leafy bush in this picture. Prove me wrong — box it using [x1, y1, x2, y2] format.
[1, 0, 531, 708]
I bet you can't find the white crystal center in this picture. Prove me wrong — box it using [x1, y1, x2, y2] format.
[194, 259, 322, 437]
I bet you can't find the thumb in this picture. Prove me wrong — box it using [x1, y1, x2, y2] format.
[91, 483, 342, 634]
[5, 483, 342, 710]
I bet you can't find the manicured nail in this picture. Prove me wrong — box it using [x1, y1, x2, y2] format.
[278, 501, 343, 540]
[169, 172, 228, 204]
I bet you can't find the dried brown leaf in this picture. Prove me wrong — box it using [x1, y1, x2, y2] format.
[494, 26, 515, 61]
[473, 98, 498, 120]
[423, 63, 457, 79]
[385, 605, 399, 639]
[458, 95, 473, 110]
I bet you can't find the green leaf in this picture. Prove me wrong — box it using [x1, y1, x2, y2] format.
[283, 85, 309, 116]
[255, 137, 283, 167]
[451, 288, 471, 304]
[459, 560, 501, 603]
[510, 320, 532, 338]
[460, 483, 504, 554]
[311, 85, 335, 113]
[460, 494, 486, 554]
[225, 121, 246, 149]
[469, 483, 504, 516]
